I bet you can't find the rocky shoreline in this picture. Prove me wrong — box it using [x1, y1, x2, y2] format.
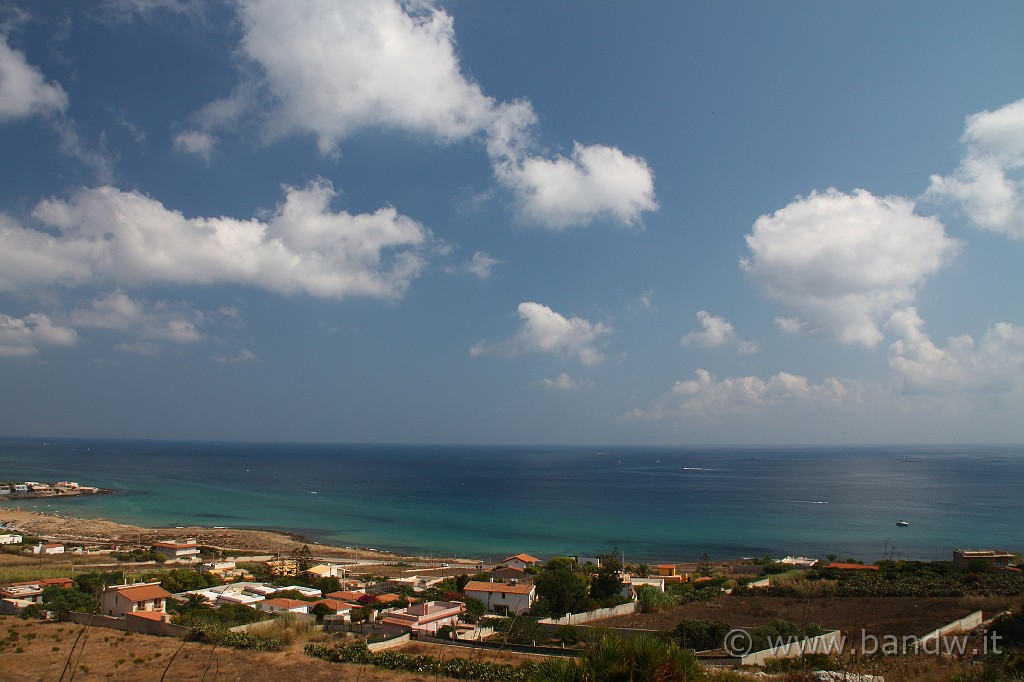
[0, 507, 456, 564]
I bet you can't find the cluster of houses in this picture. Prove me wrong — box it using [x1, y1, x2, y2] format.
[0, 480, 104, 497]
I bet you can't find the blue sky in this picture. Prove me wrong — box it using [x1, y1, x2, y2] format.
[1, 0, 1022, 445]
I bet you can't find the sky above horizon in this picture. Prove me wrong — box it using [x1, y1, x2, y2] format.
[1, 0, 1023, 446]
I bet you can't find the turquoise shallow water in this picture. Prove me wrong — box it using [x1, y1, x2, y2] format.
[1, 438, 1022, 563]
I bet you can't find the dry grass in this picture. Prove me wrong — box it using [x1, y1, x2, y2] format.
[0, 616, 467, 681]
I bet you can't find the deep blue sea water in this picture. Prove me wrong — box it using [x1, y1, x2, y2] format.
[1, 439, 1022, 563]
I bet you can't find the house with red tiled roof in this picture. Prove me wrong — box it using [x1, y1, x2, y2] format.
[100, 582, 171, 618]
[500, 554, 539, 571]
[260, 597, 311, 615]
[325, 589, 366, 604]
[152, 540, 201, 561]
[381, 601, 466, 636]
[463, 580, 535, 615]
[312, 599, 355, 619]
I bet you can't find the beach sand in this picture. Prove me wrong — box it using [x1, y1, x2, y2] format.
[0, 507, 429, 562]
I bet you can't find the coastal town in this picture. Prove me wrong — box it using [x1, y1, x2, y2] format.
[1, 507, 1022, 681]
[0, 479, 110, 499]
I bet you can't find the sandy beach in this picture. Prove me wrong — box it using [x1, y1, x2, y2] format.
[0, 507, 430, 562]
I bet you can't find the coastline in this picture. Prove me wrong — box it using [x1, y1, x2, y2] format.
[0, 507, 464, 564]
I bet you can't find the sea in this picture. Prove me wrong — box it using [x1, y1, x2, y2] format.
[1, 439, 1021, 564]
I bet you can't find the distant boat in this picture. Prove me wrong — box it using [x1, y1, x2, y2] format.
[896, 520, 909, 527]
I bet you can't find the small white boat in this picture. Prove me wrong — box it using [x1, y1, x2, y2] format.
[896, 520, 909, 527]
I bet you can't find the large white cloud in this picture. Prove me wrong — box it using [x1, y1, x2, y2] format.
[743, 188, 959, 347]
[471, 301, 611, 365]
[926, 99, 1024, 239]
[0, 179, 430, 298]
[0, 312, 77, 356]
[0, 34, 68, 122]
[887, 307, 1024, 394]
[179, 0, 655, 229]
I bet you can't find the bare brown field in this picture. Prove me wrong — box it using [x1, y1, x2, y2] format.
[595, 595, 985, 638]
[0, 616, 491, 682]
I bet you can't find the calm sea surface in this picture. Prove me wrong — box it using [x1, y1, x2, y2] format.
[1, 439, 1021, 563]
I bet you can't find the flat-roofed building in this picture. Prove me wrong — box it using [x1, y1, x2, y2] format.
[152, 540, 201, 561]
[954, 549, 1016, 570]
[381, 600, 466, 636]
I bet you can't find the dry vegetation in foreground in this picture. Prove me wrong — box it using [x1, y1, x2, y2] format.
[0, 616, 476, 682]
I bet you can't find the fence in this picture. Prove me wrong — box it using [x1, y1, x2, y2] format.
[538, 601, 638, 627]
[67, 612, 191, 638]
[919, 610, 984, 644]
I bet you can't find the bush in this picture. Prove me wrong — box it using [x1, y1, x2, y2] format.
[494, 616, 549, 645]
[671, 619, 731, 651]
[635, 584, 678, 613]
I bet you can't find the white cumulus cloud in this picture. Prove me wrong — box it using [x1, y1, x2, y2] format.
[183, 0, 655, 229]
[173, 130, 216, 161]
[681, 310, 736, 348]
[0, 34, 68, 122]
[926, 98, 1024, 239]
[462, 251, 499, 279]
[471, 301, 611, 365]
[743, 188, 959, 347]
[0, 179, 430, 299]
[887, 307, 1024, 394]
[632, 368, 851, 420]
[497, 142, 658, 229]
[0, 312, 77, 356]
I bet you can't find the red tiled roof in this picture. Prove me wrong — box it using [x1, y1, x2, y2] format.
[463, 580, 534, 595]
[502, 554, 539, 564]
[117, 585, 171, 601]
[264, 598, 308, 609]
[315, 599, 354, 612]
[325, 590, 365, 601]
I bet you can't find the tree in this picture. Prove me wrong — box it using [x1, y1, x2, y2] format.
[40, 585, 99, 621]
[697, 551, 712, 577]
[292, 545, 314, 573]
[534, 558, 590, 617]
[311, 602, 333, 622]
[590, 548, 626, 602]
[460, 596, 485, 623]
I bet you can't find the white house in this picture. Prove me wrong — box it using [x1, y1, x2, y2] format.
[152, 540, 201, 561]
[463, 581, 536, 615]
[32, 542, 65, 555]
[306, 563, 348, 579]
[260, 597, 310, 615]
[500, 553, 540, 571]
[101, 582, 171, 618]
[0, 534, 22, 545]
[278, 584, 322, 599]
[381, 600, 466, 636]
